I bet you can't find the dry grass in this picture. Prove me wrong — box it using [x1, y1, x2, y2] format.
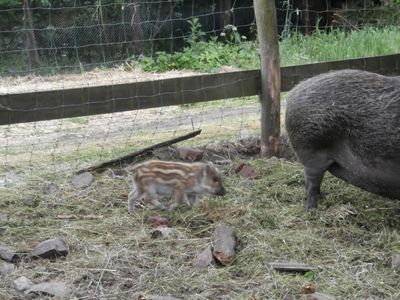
[1, 153, 400, 299]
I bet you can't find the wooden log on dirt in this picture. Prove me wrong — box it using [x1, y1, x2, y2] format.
[78, 129, 201, 173]
[212, 225, 237, 265]
[269, 262, 314, 273]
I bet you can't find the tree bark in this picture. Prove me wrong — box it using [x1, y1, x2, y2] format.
[254, 0, 281, 157]
[22, 0, 40, 68]
[220, 0, 232, 29]
[127, 0, 145, 55]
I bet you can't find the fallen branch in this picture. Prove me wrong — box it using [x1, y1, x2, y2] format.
[269, 262, 314, 273]
[78, 129, 202, 173]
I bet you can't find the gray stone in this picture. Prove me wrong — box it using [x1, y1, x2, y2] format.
[0, 171, 22, 187]
[391, 253, 400, 270]
[23, 195, 37, 207]
[42, 183, 60, 195]
[0, 261, 15, 274]
[192, 245, 216, 269]
[212, 225, 236, 265]
[148, 296, 182, 300]
[304, 293, 336, 300]
[30, 238, 69, 259]
[13, 276, 34, 292]
[0, 214, 8, 222]
[177, 147, 204, 161]
[151, 226, 174, 239]
[0, 245, 20, 263]
[25, 282, 72, 298]
[71, 172, 93, 189]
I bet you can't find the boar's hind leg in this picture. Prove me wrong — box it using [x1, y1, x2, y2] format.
[300, 151, 334, 210]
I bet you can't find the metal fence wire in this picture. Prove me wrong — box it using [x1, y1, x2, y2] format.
[1, 1, 399, 74]
[0, 0, 399, 179]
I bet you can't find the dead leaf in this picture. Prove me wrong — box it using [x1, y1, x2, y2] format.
[234, 163, 259, 179]
[302, 283, 317, 294]
[147, 215, 171, 227]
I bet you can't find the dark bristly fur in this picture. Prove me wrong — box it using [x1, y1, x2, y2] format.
[126, 160, 226, 212]
[285, 69, 400, 209]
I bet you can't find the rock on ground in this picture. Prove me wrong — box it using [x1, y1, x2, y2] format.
[151, 226, 174, 239]
[0, 261, 15, 274]
[25, 282, 72, 298]
[392, 253, 400, 270]
[177, 147, 204, 161]
[13, 276, 34, 292]
[304, 293, 336, 300]
[192, 245, 216, 269]
[71, 172, 94, 189]
[29, 238, 69, 259]
[212, 224, 237, 265]
[0, 245, 20, 263]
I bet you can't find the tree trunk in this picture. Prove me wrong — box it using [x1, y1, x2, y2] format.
[127, 0, 145, 55]
[254, 0, 281, 157]
[22, 0, 40, 68]
[219, 0, 232, 29]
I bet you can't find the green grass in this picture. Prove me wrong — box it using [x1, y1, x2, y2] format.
[1, 157, 399, 299]
[137, 25, 400, 72]
[280, 26, 400, 66]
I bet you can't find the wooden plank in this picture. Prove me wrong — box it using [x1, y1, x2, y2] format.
[280, 53, 400, 92]
[1, 53, 400, 125]
[0, 70, 260, 126]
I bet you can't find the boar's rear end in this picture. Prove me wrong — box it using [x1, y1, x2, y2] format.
[285, 69, 400, 209]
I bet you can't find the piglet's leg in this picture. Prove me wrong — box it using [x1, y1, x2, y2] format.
[169, 188, 190, 211]
[188, 194, 198, 207]
[146, 192, 167, 211]
[127, 189, 141, 213]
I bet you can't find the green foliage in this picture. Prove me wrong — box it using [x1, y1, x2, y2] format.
[138, 19, 258, 72]
[280, 26, 400, 66]
[138, 23, 400, 73]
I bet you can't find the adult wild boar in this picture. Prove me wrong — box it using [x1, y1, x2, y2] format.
[285, 69, 400, 209]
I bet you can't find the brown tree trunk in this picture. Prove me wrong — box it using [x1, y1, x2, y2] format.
[220, 0, 232, 29]
[254, 0, 281, 157]
[22, 0, 40, 68]
[127, 0, 145, 55]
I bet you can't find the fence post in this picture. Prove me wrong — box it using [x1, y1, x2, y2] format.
[254, 0, 281, 157]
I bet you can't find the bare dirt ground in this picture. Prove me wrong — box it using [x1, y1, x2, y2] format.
[0, 65, 258, 164]
[0, 66, 238, 94]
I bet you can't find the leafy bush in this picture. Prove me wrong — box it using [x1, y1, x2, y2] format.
[137, 18, 259, 72]
[137, 16, 400, 73]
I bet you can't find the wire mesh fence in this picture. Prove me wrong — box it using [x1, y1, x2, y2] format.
[2, 2, 400, 299]
[1, 0, 400, 180]
[2, 1, 399, 74]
